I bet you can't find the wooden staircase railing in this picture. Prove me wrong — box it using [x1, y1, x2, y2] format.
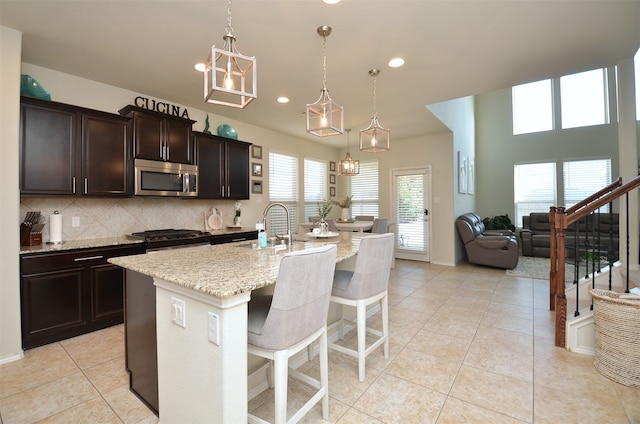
[550, 176, 640, 348]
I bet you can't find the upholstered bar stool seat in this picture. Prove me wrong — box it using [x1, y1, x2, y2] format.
[328, 233, 395, 382]
[248, 244, 337, 424]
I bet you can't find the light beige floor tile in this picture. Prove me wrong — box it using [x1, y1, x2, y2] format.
[37, 396, 122, 424]
[83, 355, 128, 394]
[353, 373, 446, 424]
[323, 353, 380, 405]
[102, 385, 156, 424]
[0, 372, 99, 423]
[423, 314, 480, 343]
[0, 343, 79, 399]
[388, 307, 431, 328]
[486, 300, 534, 320]
[450, 365, 533, 422]
[473, 325, 534, 356]
[437, 396, 528, 424]
[464, 339, 534, 382]
[60, 327, 124, 370]
[481, 310, 534, 335]
[613, 383, 640, 423]
[384, 347, 460, 394]
[533, 383, 630, 423]
[336, 408, 385, 423]
[405, 328, 471, 363]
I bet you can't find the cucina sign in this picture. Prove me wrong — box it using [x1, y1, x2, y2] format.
[134, 96, 190, 120]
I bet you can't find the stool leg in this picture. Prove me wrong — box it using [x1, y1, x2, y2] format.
[356, 300, 367, 382]
[338, 303, 345, 340]
[382, 295, 389, 359]
[273, 351, 288, 424]
[319, 328, 329, 420]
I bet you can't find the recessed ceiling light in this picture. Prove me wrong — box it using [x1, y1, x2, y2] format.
[388, 57, 405, 68]
[277, 97, 290, 104]
[194, 63, 206, 72]
[322, 0, 341, 4]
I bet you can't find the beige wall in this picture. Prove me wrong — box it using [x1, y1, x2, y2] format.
[0, 26, 23, 362]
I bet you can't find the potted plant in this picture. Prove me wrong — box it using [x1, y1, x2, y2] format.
[316, 199, 333, 233]
[482, 214, 515, 231]
[333, 196, 352, 221]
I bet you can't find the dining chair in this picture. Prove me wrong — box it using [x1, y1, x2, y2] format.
[247, 244, 337, 424]
[370, 218, 389, 233]
[325, 218, 338, 232]
[328, 233, 395, 382]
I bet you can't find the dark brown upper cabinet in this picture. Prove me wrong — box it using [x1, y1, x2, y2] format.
[119, 105, 195, 164]
[194, 132, 250, 199]
[20, 97, 132, 197]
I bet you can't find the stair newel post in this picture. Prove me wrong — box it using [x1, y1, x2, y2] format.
[549, 207, 558, 311]
[554, 207, 568, 348]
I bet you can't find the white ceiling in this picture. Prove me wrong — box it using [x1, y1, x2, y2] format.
[1, 0, 639, 148]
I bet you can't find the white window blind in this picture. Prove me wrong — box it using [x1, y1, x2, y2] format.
[512, 79, 553, 135]
[303, 158, 327, 221]
[563, 159, 611, 212]
[560, 68, 607, 129]
[268, 151, 299, 236]
[514, 162, 557, 226]
[349, 160, 379, 217]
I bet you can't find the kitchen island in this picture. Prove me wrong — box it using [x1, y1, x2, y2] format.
[109, 232, 365, 423]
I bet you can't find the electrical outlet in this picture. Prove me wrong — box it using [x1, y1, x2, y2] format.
[208, 312, 219, 345]
[171, 297, 186, 328]
[72, 216, 80, 227]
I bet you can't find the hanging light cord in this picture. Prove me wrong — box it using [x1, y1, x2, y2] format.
[322, 34, 328, 90]
[225, 0, 234, 37]
[372, 75, 377, 118]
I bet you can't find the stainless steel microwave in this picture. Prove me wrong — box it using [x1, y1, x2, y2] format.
[134, 158, 198, 197]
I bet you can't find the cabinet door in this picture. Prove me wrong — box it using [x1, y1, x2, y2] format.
[165, 118, 193, 164]
[90, 263, 125, 322]
[20, 101, 77, 195]
[194, 133, 224, 198]
[21, 268, 85, 349]
[225, 141, 250, 199]
[133, 112, 164, 161]
[82, 113, 132, 196]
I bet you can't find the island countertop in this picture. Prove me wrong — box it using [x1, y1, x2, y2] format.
[108, 232, 366, 298]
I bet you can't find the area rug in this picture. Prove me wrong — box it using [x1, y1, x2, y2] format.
[507, 256, 575, 284]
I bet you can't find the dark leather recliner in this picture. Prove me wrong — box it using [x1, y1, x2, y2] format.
[456, 213, 519, 269]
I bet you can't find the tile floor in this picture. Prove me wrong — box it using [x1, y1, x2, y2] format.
[1, 259, 639, 423]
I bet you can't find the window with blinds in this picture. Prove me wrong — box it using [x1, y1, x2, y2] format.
[303, 158, 327, 221]
[268, 151, 299, 236]
[349, 160, 379, 217]
[563, 159, 611, 212]
[514, 162, 557, 226]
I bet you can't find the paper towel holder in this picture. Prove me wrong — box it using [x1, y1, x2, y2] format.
[46, 210, 64, 245]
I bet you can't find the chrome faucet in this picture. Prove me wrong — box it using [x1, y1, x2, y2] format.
[262, 202, 292, 245]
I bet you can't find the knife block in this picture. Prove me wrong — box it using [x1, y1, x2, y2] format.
[20, 223, 43, 246]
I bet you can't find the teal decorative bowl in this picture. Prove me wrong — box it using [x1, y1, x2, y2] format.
[216, 124, 238, 140]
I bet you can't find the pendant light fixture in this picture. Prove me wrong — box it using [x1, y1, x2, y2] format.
[338, 129, 360, 175]
[204, 0, 256, 108]
[306, 25, 344, 137]
[360, 69, 390, 152]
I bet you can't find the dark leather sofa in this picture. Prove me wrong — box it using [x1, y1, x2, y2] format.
[520, 212, 619, 259]
[456, 213, 519, 269]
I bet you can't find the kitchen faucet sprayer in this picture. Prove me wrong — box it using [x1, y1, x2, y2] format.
[261, 202, 292, 245]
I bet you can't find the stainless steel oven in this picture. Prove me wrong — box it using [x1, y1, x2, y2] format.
[134, 159, 197, 197]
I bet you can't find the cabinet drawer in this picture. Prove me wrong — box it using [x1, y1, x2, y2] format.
[211, 231, 257, 245]
[22, 244, 143, 273]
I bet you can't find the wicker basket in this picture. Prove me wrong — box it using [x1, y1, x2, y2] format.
[590, 289, 640, 387]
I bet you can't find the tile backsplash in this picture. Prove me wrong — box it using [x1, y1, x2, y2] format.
[20, 197, 239, 243]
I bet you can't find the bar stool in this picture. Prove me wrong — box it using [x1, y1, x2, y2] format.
[329, 233, 395, 382]
[370, 218, 389, 233]
[247, 244, 337, 424]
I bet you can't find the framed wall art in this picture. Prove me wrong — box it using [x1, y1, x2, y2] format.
[330, 186, 336, 197]
[252, 180, 263, 194]
[330, 174, 336, 184]
[252, 162, 262, 177]
[251, 145, 262, 159]
[329, 161, 336, 172]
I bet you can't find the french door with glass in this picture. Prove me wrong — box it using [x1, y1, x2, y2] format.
[391, 167, 431, 262]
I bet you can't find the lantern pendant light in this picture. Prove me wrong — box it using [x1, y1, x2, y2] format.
[338, 129, 360, 175]
[204, 0, 256, 108]
[360, 69, 390, 152]
[306, 25, 344, 137]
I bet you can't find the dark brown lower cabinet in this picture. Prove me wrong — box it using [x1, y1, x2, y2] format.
[20, 244, 144, 349]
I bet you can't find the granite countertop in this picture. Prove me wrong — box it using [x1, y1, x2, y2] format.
[109, 232, 366, 299]
[19, 227, 256, 255]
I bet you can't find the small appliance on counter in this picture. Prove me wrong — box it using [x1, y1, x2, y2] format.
[20, 211, 45, 246]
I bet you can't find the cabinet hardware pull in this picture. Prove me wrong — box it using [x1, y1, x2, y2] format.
[74, 255, 104, 262]
[231, 238, 247, 242]
[72, 177, 76, 194]
[84, 178, 88, 195]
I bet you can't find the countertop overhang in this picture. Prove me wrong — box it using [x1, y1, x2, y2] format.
[109, 232, 366, 298]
